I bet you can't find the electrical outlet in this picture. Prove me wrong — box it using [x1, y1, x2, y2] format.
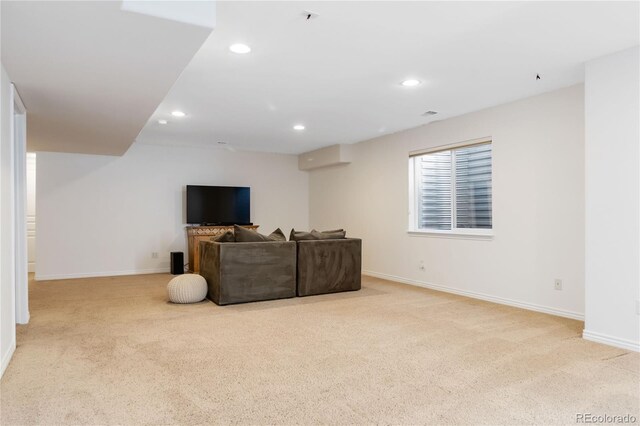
[419, 260, 425, 271]
[151, 252, 159, 259]
[554, 279, 562, 291]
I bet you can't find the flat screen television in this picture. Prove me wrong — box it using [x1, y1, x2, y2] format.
[186, 185, 251, 225]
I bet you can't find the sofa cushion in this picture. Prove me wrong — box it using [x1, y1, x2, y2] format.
[234, 225, 286, 242]
[213, 231, 234, 242]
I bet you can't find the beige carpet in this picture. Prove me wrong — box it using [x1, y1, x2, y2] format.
[1, 274, 638, 425]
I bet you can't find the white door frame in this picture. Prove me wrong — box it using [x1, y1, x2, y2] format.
[11, 83, 28, 324]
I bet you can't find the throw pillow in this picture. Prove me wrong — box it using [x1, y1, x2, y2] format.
[269, 228, 287, 241]
[289, 229, 315, 241]
[311, 229, 347, 240]
[213, 230, 234, 242]
[290, 228, 347, 241]
[234, 225, 286, 242]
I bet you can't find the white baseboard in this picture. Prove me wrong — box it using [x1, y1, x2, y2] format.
[35, 268, 169, 281]
[1, 338, 16, 378]
[582, 329, 640, 352]
[16, 311, 29, 325]
[363, 270, 584, 321]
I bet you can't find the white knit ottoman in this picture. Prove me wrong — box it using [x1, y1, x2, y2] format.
[167, 274, 207, 304]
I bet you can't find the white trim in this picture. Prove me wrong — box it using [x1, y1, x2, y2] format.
[408, 229, 493, 240]
[3, 84, 17, 379]
[363, 270, 584, 321]
[409, 139, 494, 235]
[0, 338, 16, 378]
[408, 157, 418, 231]
[11, 84, 28, 325]
[582, 329, 640, 352]
[11, 83, 26, 113]
[35, 267, 170, 281]
[409, 136, 492, 157]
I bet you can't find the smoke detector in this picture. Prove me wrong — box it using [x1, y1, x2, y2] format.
[422, 111, 438, 116]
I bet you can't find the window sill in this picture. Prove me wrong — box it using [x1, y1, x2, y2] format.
[407, 229, 494, 240]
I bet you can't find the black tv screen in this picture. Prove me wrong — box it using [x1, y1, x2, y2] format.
[186, 185, 251, 225]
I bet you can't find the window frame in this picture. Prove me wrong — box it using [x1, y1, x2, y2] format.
[408, 137, 494, 239]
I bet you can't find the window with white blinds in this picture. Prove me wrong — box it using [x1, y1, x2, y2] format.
[411, 142, 492, 233]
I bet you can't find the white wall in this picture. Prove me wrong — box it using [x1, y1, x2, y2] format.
[309, 85, 585, 319]
[1, 64, 16, 376]
[36, 143, 309, 279]
[584, 47, 640, 351]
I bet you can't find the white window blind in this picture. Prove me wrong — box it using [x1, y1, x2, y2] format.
[412, 142, 492, 232]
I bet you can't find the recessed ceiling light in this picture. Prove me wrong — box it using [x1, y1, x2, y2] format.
[171, 111, 186, 117]
[401, 79, 421, 87]
[293, 124, 305, 131]
[158, 119, 168, 124]
[229, 43, 251, 54]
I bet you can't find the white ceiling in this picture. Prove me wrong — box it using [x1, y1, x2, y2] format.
[137, 1, 639, 155]
[1, 1, 214, 155]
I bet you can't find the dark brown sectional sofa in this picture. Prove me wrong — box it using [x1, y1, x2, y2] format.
[199, 237, 361, 305]
[296, 238, 362, 297]
[199, 240, 297, 305]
